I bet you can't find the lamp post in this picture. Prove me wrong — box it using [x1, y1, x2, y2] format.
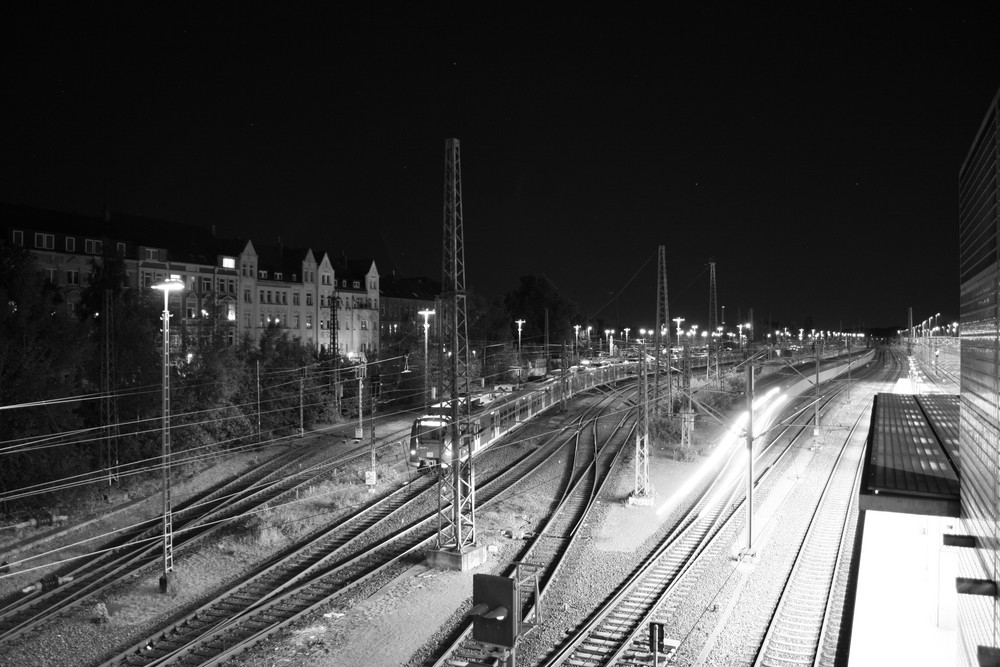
[516, 319, 526, 378]
[573, 324, 581, 358]
[418, 309, 434, 413]
[673, 317, 685, 349]
[623, 327, 630, 352]
[153, 276, 184, 594]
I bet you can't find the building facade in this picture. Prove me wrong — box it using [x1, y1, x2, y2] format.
[330, 257, 380, 360]
[958, 86, 1000, 665]
[0, 205, 377, 359]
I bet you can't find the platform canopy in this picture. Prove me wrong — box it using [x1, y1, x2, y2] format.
[860, 393, 961, 517]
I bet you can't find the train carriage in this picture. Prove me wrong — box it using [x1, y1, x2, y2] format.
[408, 361, 637, 468]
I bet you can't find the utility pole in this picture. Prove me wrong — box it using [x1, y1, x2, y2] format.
[813, 340, 821, 436]
[742, 360, 755, 557]
[654, 245, 670, 417]
[431, 138, 485, 570]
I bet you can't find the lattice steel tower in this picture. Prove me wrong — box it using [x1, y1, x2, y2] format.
[653, 245, 670, 416]
[708, 260, 718, 378]
[436, 138, 477, 556]
[102, 288, 120, 485]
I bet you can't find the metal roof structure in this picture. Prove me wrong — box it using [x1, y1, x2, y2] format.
[860, 393, 961, 517]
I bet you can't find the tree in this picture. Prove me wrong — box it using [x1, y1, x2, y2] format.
[0, 243, 87, 491]
[503, 275, 580, 346]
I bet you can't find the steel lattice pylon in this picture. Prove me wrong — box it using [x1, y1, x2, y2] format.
[436, 138, 476, 552]
[102, 288, 120, 485]
[633, 348, 653, 499]
[708, 259, 718, 381]
[680, 338, 694, 450]
[653, 245, 670, 417]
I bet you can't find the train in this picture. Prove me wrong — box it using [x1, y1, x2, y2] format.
[408, 361, 637, 468]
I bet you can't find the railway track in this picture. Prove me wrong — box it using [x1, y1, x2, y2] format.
[531, 349, 897, 667]
[97, 387, 635, 666]
[0, 446, 319, 644]
[428, 391, 639, 667]
[0, 426, 401, 648]
[751, 397, 873, 666]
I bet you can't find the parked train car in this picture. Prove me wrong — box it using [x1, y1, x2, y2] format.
[409, 361, 636, 468]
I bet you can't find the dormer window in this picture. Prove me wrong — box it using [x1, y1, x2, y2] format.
[259, 270, 268, 279]
[275, 272, 283, 280]
[222, 257, 236, 269]
[353, 281, 360, 289]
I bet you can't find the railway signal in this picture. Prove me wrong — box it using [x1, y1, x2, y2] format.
[470, 573, 519, 649]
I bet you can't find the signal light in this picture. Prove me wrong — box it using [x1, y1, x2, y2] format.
[470, 574, 519, 647]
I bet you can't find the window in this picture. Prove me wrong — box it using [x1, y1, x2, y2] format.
[122, 273, 130, 288]
[353, 280, 360, 289]
[293, 314, 300, 328]
[260, 314, 266, 326]
[117, 242, 126, 256]
[280, 292, 287, 305]
[228, 279, 236, 293]
[226, 302, 236, 321]
[292, 273, 298, 282]
[259, 270, 268, 279]
[222, 257, 236, 269]
[67, 269, 79, 285]
[361, 319, 368, 330]
[186, 305, 196, 319]
[12, 230, 23, 246]
[226, 329, 236, 346]
[244, 289, 251, 303]
[266, 290, 272, 304]
[45, 268, 56, 283]
[35, 233, 54, 249]
[259, 290, 265, 302]
[306, 315, 313, 328]
[201, 277, 211, 292]
[322, 273, 331, 285]
[293, 293, 300, 306]
[142, 272, 153, 287]
[245, 313, 251, 328]
[275, 272, 283, 281]
[306, 293, 313, 306]
[66, 238, 76, 252]
[85, 239, 102, 254]
[144, 248, 158, 260]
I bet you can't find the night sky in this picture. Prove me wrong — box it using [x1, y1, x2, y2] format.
[2, 5, 998, 334]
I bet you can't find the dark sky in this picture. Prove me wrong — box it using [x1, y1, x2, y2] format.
[2, 5, 997, 333]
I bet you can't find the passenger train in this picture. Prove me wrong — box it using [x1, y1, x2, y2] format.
[408, 361, 637, 468]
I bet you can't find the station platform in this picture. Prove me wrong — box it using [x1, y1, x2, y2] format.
[840, 392, 962, 666]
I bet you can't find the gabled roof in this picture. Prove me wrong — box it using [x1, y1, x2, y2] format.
[254, 242, 314, 278]
[329, 255, 377, 283]
[0, 203, 231, 266]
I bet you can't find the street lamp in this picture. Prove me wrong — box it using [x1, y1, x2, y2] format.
[152, 275, 183, 594]
[418, 309, 434, 413]
[623, 327, 630, 351]
[673, 317, 685, 349]
[516, 319, 526, 377]
[573, 324, 581, 358]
